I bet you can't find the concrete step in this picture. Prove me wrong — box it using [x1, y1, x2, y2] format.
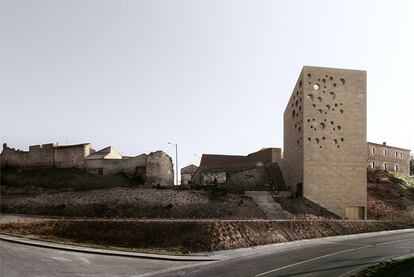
[245, 191, 292, 219]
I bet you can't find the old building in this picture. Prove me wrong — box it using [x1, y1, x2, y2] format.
[367, 142, 410, 175]
[1, 143, 95, 169]
[180, 164, 198, 185]
[1, 143, 174, 186]
[192, 148, 282, 186]
[282, 66, 367, 219]
[54, 143, 95, 168]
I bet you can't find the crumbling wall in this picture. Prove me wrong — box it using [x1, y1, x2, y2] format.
[1, 144, 29, 168]
[145, 151, 174, 186]
[54, 146, 87, 168]
[28, 144, 55, 167]
[85, 154, 147, 178]
[201, 171, 226, 185]
[1, 143, 55, 168]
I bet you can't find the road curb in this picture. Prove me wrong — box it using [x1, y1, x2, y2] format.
[0, 234, 224, 262]
[202, 228, 414, 259]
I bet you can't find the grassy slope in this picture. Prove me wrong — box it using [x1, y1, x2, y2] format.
[351, 256, 414, 277]
[368, 170, 414, 220]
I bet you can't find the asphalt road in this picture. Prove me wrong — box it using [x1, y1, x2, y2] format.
[0, 240, 205, 277]
[156, 230, 414, 277]
[1, 230, 414, 277]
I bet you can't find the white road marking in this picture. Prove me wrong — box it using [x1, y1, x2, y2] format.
[256, 237, 414, 277]
[255, 245, 372, 277]
[50, 256, 73, 262]
[377, 237, 414, 246]
[136, 261, 215, 277]
[78, 257, 91, 264]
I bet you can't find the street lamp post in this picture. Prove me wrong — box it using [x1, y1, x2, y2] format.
[169, 142, 179, 185]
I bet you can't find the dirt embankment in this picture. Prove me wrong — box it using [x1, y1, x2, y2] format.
[2, 220, 413, 254]
[368, 170, 414, 221]
[0, 167, 140, 195]
[0, 187, 266, 219]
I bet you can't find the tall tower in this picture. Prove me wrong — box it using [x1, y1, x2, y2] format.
[283, 66, 367, 219]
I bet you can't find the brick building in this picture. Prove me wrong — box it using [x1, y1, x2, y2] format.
[282, 66, 367, 219]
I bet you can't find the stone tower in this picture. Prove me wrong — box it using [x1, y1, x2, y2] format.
[283, 66, 367, 219]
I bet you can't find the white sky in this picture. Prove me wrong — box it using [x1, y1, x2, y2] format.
[1, 0, 413, 173]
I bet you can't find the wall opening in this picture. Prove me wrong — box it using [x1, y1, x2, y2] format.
[296, 183, 303, 198]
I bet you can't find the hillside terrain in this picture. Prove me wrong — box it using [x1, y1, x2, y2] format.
[1, 187, 266, 219]
[1, 168, 414, 220]
[368, 169, 414, 221]
[2, 219, 413, 254]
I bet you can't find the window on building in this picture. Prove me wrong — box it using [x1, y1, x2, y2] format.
[383, 163, 387, 170]
[395, 151, 398, 158]
[400, 152, 403, 159]
[371, 162, 375, 169]
[372, 147, 375, 154]
[395, 164, 399, 171]
[383, 149, 387, 156]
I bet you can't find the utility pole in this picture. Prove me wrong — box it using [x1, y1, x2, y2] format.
[169, 142, 179, 185]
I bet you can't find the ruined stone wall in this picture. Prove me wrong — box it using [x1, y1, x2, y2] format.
[54, 145, 89, 168]
[28, 144, 55, 167]
[1, 144, 29, 168]
[201, 171, 226, 185]
[367, 143, 410, 176]
[145, 151, 174, 186]
[1, 143, 56, 168]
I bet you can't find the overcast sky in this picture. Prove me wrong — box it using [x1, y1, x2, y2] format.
[1, 0, 413, 173]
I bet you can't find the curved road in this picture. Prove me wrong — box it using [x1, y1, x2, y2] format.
[1, 230, 414, 277]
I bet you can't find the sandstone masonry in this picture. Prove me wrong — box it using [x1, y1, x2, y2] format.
[0, 143, 174, 186]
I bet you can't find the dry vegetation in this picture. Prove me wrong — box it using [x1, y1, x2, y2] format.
[1, 187, 266, 219]
[2, 220, 413, 254]
[367, 169, 414, 221]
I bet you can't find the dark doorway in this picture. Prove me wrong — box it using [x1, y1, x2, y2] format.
[296, 183, 303, 197]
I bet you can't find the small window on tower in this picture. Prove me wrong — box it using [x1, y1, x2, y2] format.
[383, 149, 387, 156]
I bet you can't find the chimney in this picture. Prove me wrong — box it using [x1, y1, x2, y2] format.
[383, 142, 387, 146]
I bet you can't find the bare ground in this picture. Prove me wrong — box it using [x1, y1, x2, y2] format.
[1, 187, 266, 219]
[2, 220, 413, 254]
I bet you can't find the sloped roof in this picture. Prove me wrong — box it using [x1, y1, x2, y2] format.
[181, 164, 198, 174]
[56, 143, 91, 149]
[86, 146, 122, 160]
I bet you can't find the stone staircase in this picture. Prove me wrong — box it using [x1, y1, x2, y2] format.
[245, 191, 292, 219]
